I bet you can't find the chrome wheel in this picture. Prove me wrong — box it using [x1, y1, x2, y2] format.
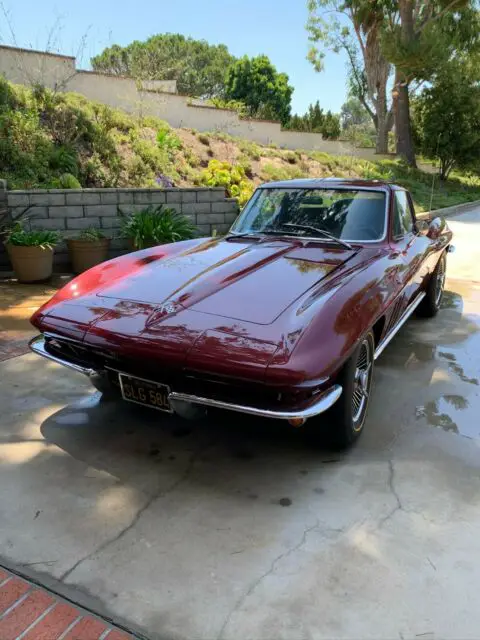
[435, 255, 446, 307]
[352, 338, 373, 427]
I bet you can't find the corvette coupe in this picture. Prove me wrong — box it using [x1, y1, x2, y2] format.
[30, 179, 453, 448]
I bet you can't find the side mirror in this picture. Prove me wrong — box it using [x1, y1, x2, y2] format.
[416, 219, 429, 236]
[426, 216, 446, 240]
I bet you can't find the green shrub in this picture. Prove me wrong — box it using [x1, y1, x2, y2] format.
[6, 223, 61, 249]
[48, 146, 79, 176]
[120, 205, 196, 249]
[198, 134, 210, 146]
[284, 151, 297, 164]
[200, 159, 253, 206]
[50, 173, 82, 189]
[238, 140, 261, 160]
[156, 126, 182, 152]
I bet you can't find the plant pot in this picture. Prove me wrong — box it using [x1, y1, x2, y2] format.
[5, 243, 55, 283]
[67, 238, 111, 274]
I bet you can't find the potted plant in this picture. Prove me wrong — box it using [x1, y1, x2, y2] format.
[120, 204, 196, 250]
[5, 224, 61, 283]
[67, 227, 111, 274]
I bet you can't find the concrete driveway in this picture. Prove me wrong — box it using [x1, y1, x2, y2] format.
[1, 210, 479, 640]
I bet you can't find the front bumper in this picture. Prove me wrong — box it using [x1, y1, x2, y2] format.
[29, 334, 342, 423]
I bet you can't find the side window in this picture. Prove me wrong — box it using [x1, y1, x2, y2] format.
[393, 191, 414, 237]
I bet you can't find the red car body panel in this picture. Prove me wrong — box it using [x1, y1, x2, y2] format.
[30, 180, 453, 405]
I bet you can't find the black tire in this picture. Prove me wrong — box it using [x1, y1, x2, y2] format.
[417, 251, 446, 318]
[323, 331, 375, 450]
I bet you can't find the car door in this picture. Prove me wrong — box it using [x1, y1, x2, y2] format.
[390, 189, 431, 305]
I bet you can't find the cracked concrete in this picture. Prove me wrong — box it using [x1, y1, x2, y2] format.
[1, 209, 480, 639]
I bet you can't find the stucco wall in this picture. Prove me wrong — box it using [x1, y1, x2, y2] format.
[1, 184, 239, 269]
[0, 44, 386, 157]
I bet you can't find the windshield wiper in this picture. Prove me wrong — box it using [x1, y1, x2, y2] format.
[279, 223, 353, 250]
[225, 232, 263, 240]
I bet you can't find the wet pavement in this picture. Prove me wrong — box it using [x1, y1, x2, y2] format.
[0, 211, 480, 639]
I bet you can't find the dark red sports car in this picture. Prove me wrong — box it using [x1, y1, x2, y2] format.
[30, 179, 453, 448]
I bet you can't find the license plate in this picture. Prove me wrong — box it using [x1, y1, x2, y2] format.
[118, 373, 172, 413]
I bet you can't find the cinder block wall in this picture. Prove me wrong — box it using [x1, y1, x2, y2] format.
[1, 185, 239, 269]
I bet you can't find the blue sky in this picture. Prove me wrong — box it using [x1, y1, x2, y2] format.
[0, 0, 349, 114]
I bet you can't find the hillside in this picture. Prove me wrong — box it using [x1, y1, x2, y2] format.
[1, 78, 480, 212]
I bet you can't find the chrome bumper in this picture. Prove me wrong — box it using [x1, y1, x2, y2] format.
[29, 335, 342, 422]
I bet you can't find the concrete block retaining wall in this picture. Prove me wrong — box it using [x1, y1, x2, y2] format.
[0, 183, 239, 269]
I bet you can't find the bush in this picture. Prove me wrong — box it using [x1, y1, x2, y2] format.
[6, 223, 61, 249]
[198, 134, 210, 146]
[120, 205, 196, 249]
[49, 173, 82, 189]
[199, 159, 253, 206]
[156, 126, 182, 152]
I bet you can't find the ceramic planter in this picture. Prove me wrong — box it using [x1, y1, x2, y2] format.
[67, 238, 111, 274]
[5, 244, 54, 283]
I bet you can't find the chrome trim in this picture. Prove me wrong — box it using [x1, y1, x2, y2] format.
[447, 244, 455, 253]
[374, 292, 426, 360]
[168, 384, 342, 421]
[29, 335, 97, 376]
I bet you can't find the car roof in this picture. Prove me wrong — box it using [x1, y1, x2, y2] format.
[258, 178, 396, 191]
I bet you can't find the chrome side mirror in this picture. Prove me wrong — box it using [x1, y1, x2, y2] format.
[416, 219, 429, 235]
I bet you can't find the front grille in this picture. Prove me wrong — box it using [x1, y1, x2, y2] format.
[44, 335, 305, 410]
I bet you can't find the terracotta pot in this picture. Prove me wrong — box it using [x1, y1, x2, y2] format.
[67, 238, 111, 274]
[5, 243, 54, 283]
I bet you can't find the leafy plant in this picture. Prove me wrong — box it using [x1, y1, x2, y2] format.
[0, 205, 33, 241]
[200, 159, 253, 206]
[49, 173, 82, 189]
[156, 126, 182, 152]
[48, 146, 79, 175]
[6, 223, 61, 249]
[120, 205, 196, 249]
[77, 227, 107, 241]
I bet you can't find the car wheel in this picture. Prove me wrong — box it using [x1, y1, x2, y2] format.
[324, 330, 375, 450]
[417, 251, 446, 318]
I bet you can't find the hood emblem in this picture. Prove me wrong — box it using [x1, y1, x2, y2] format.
[158, 302, 177, 315]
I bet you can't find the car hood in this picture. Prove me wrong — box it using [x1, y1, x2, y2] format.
[95, 237, 357, 325]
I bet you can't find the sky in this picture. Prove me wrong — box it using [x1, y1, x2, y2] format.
[0, 0, 349, 114]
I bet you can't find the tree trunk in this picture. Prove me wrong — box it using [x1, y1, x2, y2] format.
[375, 79, 389, 154]
[394, 79, 417, 166]
[394, 0, 417, 167]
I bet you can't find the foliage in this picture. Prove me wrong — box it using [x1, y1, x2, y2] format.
[261, 163, 307, 182]
[156, 126, 182, 152]
[413, 65, 480, 180]
[286, 101, 324, 132]
[49, 173, 82, 189]
[321, 111, 341, 139]
[5, 223, 61, 249]
[91, 34, 235, 98]
[120, 205, 196, 249]
[206, 97, 248, 116]
[199, 159, 253, 206]
[343, 123, 376, 148]
[77, 227, 107, 241]
[0, 204, 32, 241]
[307, 0, 393, 153]
[225, 55, 293, 125]
[340, 97, 370, 130]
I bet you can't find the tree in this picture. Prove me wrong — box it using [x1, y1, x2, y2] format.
[380, 0, 480, 167]
[340, 96, 370, 129]
[91, 34, 235, 98]
[413, 64, 480, 180]
[307, 0, 393, 154]
[224, 55, 293, 125]
[321, 110, 341, 139]
[286, 101, 324, 131]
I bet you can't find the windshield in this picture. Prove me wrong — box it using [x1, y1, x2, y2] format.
[230, 188, 387, 242]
